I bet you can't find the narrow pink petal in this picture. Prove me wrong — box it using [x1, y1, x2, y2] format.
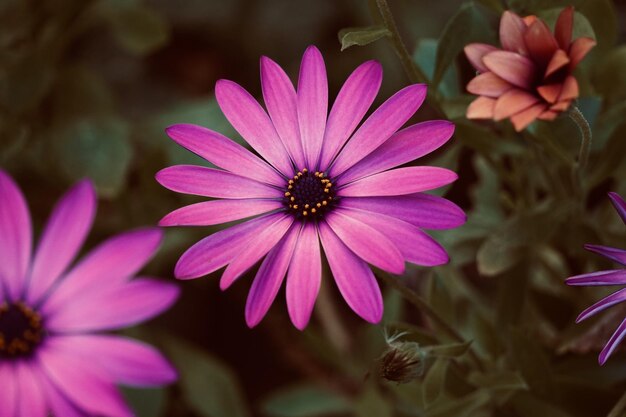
[500, 11, 529, 54]
[555, 6, 573, 50]
[464, 43, 498, 72]
[329, 84, 427, 177]
[15, 361, 47, 417]
[159, 199, 282, 227]
[39, 342, 134, 417]
[220, 214, 294, 289]
[50, 335, 177, 387]
[156, 165, 281, 199]
[36, 367, 84, 417]
[558, 75, 579, 101]
[524, 20, 559, 65]
[41, 228, 163, 315]
[325, 211, 405, 274]
[600, 317, 626, 365]
[467, 72, 513, 98]
[544, 49, 570, 77]
[339, 208, 449, 266]
[0, 362, 17, 417]
[494, 89, 539, 121]
[318, 221, 382, 323]
[551, 100, 572, 112]
[338, 194, 466, 230]
[339, 121, 454, 184]
[566, 269, 626, 286]
[318, 60, 383, 170]
[510, 103, 546, 131]
[215, 79, 293, 176]
[165, 124, 285, 186]
[286, 223, 321, 330]
[27, 180, 96, 304]
[585, 244, 626, 266]
[569, 37, 596, 68]
[537, 84, 562, 103]
[46, 277, 179, 332]
[297, 46, 328, 169]
[339, 167, 457, 197]
[260, 56, 307, 169]
[609, 192, 626, 225]
[174, 213, 281, 279]
[483, 51, 536, 89]
[538, 110, 559, 121]
[467, 96, 496, 119]
[576, 288, 626, 323]
[246, 224, 301, 327]
[0, 170, 32, 300]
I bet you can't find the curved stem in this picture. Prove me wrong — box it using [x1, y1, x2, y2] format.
[569, 106, 593, 172]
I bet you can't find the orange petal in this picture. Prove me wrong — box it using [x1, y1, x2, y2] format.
[467, 96, 496, 119]
[538, 110, 559, 121]
[464, 43, 498, 72]
[500, 11, 529, 54]
[510, 103, 547, 131]
[483, 51, 536, 89]
[524, 20, 559, 66]
[467, 72, 513, 98]
[569, 37, 596, 68]
[537, 84, 562, 103]
[559, 76, 579, 101]
[555, 6, 574, 49]
[551, 100, 572, 112]
[494, 89, 539, 121]
[545, 49, 570, 78]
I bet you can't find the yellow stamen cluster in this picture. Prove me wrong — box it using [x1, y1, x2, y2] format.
[285, 169, 334, 218]
[0, 301, 44, 357]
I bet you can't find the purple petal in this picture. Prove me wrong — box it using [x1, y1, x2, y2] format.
[339, 208, 449, 266]
[36, 367, 84, 417]
[609, 192, 626, 226]
[15, 361, 47, 417]
[329, 84, 427, 177]
[600, 317, 626, 365]
[220, 215, 294, 290]
[174, 213, 281, 279]
[338, 167, 458, 197]
[585, 244, 626, 266]
[46, 277, 179, 332]
[215, 79, 293, 176]
[325, 212, 405, 274]
[41, 228, 163, 315]
[338, 194, 466, 230]
[576, 288, 626, 323]
[566, 269, 626, 286]
[159, 199, 282, 227]
[245, 223, 301, 327]
[166, 124, 284, 186]
[50, 335, 176, 387]
[27, 180, 96, 305]
[0, 170, 32, 300]
[297, 46, 328, 169]
[318, 222, 383, 323]
[318, 60, 382, 171]
[0, 362, 17, 417]
[339, 120, 455, 184]
[39, 341, 134, 417]
[260, 56, 307, 169]
[156, 165, 281, 199]
[286, 223, 321, 330]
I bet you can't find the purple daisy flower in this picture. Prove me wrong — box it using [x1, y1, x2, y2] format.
[566, 192, 626, 365]
[0, 171, 179, 417]
[157, 45, 465, 330]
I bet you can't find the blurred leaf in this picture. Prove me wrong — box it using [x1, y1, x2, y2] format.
[122, 387, 166, 417]
[413, 39, 459, 98]
[0, 51, 55, 114]
[510, 391, 571, 417]
[262, 385, 351, 417]
[51, 65, 114, 122]
[469, 371, 527, 391]
[425, 390, 490, 417]
[337, 25, 390, 51]
[354, 385, 392, 417]
[509, 329, 555, 399]
[423, 358, 449, 406]
[428, 274, 454, 324]
[538, 8, 596, 40]
[593, 46, 626, 103]
[428, 341, 472, 358]
[575, 0, 616, 51]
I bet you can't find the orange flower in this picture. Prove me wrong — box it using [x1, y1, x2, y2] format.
[464, 7, 596, 131]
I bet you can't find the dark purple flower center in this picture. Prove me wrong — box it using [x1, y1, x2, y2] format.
[0, 302, 44, 358]
[284, 169, 336, 220]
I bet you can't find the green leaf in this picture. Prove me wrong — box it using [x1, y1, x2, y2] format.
[413, 39, 459, 98]
[354, 385, 392, 417]
[122, 387, 166, 417]
[423, 358, 449, 406]
[593, 46, 626, 102]
[509, 329, 555, 399]
[469, 371, 527, 391]
[428, 341, 473, 358]
[261, 385, 351, 417]
[338, 25, 391, 51]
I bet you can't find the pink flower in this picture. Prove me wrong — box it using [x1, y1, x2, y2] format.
[0, 171, 179, 417]
[157, 45, 465, 330]
[464, 7, 596, 131]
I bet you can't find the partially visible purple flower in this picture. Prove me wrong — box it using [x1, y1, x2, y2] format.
[566, 192, 626, 365]
[157, 45, 465, 330]
[0, 171, 179, 417]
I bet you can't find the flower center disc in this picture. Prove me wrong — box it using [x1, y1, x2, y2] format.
[284, 169, 336, 219]
[0, 302, 44, 358]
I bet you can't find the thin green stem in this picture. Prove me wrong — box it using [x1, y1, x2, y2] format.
[569, 106, 593, 172]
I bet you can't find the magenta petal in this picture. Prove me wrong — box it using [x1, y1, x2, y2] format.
[297, 46, 328, 169]
[600, 317, 626, 365]
[246, 223, 300, 327]
[15, 361, 47, 417]
[156, 165, 281, 199]
[286, 223, 322, 330]
[340, 121, 455, 184]
[339, 167, 457, 197]
[585, 244, 626, 266]
[27, 180, 96, 305]
[37, 367, 84, 417]
[159, 199, 282, 227]
[215, 79, 293, 176]
[318, 222, 382, 323]
[329, 84, 427, 177]
[261, 56, 307, 170]
[318, 60, 382, 170]
[609, 192, 626, 226]
[220, 215, 294, 290]
[576, 288, 626, 323]
[0, 362, 17, 417]
[566, 269, 626, 286]
[166, 124, 284, 187]
[0, 170, 32, 300]
[325, 212, 405, 274]
[174, 214, 281, 279]
[46, 277, 179, 332]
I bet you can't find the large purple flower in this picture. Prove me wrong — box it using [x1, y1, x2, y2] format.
[0, 171, 179, 417]
[566, 192, 626, 365]
[157, 45, 465, 329]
